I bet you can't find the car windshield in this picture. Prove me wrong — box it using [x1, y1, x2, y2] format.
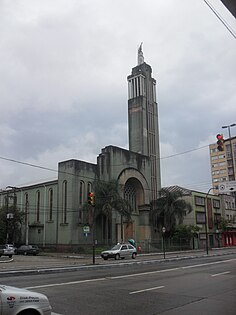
[111, 244, 121, 250]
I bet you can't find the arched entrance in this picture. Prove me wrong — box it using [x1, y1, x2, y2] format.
[117, 168, 151, 243]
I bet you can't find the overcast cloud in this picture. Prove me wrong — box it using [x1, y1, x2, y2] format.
[0, 0, 235, 192]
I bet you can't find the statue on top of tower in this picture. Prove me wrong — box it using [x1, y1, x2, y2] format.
[138, 42, 144, 65]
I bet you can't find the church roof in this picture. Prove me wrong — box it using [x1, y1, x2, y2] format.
[163, 185, 192, 196]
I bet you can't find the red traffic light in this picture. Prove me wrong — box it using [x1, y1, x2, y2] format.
[88, 192, 95, 206]
[216, 134, 224, 151]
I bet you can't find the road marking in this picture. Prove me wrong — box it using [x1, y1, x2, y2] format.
[211, 271, 230, 277]
[109, 258, 236, 280]
[52, 313, 63, 315]
[129, 286, 164, 295]
[25, 258, 236, 289]
[25, 278, 106, 289]
[109, 268, 179, 279]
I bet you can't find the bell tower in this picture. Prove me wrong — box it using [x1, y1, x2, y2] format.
[127, 44, 161, 201]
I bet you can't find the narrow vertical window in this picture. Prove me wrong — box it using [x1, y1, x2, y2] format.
[79, 181, 85, 205]
[36, 191, 40, 222]
[87, 182, 92, 195]
[48, 189, 53, 221]
[25, 193, 29, 225]
[62, 181, 67, 223]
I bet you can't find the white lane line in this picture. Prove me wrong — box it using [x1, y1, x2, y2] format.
[25, 258, 236, 290]
[211, 271, 230, 277]
[109, 268, 179, 279]
[52, 313, 63, 315]
[25, 278, 106, 290]
[129, 286, 164, 295]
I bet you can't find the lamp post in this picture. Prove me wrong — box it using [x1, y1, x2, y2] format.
[205, 188, 214, 255]
[222, 123, 236, 180]
[162, 226, 166, 259]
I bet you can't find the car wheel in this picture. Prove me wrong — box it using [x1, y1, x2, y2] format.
[132, 253, 137, 259]
[23, 251, 27, 255]
[115, 253, 120, 260]
[9, 254, 12, 258]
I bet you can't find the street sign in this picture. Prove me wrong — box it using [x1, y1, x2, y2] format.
[219, 181, 236, 193]
[83, 225, 90, 233]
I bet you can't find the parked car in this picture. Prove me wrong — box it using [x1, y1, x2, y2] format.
[0, 284, 51, 315]
[101, 243, 137, 260]
[0, 245, 15, 258]
[5, 244, 17, 253]
[16, 245, 40, 256]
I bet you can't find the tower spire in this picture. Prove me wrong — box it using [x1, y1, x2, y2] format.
[137, 42, 144, 65]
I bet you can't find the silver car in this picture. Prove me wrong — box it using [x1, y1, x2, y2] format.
[101, 243, 137, 260]
[0, 285, 52, 315]
[0, 245, 15, 258]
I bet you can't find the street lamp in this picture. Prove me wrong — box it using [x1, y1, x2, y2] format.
[162, 227, 166, 259]
[222, 123, 236, 180]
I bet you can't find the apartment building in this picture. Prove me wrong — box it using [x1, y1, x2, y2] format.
[209, 136, 236, 194]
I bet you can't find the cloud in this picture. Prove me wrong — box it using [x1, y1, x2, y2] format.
[0, 0, 235, 192]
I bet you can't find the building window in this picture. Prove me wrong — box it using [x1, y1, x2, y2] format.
[124, 183, 137, 212]
[36, 190, 40, 222]
[62, 181, 67, 223]
[79, 181, 85, 205]
[24, 193, 29, 225]
[214, 213, 221, 225]
[196, 212, 205, 224]
[213, 199, 220, 208]
[87, 182, 92, 195]
[219, 162, 226, 166]
[195, 196, 205, 206]
[211, 156, 218, 160]
[48, 189, 53, 221]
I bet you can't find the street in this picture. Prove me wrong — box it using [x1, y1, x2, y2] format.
[1, 253, 236, 314]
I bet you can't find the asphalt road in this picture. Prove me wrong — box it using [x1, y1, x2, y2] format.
[1, 253, 236, 315]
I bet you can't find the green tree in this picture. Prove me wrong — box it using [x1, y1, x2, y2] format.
[0, 205, 23, 244]
[151, 188, 193, 237]
[92, 180, 132, 243]
[173, 224, 200, 244]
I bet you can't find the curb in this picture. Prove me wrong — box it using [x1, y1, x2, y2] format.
[0, 250, 235, 278]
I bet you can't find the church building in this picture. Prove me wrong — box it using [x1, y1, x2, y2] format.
[0, 46, 161, 250]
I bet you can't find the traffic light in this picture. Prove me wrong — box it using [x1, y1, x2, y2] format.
[87, 192, 95, 206]
[216, 134, 224, 151]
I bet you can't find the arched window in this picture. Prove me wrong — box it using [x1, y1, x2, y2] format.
[79, 181, 85, 205]
[48, 189, 53, 221]
[24, 193, 29, 224]
[87, 182, 92, 195]
[36, 190, 40, 222]
[124, 183, 137, 212]
[62, 181, 67, 223]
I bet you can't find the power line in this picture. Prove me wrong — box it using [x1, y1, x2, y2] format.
[0, 143, 211, 192]
[203, 0, 236, 39]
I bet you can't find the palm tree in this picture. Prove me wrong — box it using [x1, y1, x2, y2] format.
[150, 187, 192, 237]
[94, 180, 132, 243]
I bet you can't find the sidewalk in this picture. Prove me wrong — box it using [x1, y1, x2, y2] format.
[0, 247, 235, 276]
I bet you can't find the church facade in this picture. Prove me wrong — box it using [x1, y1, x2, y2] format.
[0, 46, 161, 249]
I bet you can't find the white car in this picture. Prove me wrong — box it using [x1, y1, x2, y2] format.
[0, 285, 52, 315]
[0, 245, 15, 258]
[101, 243, 137, 260]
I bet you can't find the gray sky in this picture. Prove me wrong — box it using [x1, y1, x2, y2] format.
[0, 0, 235, 192]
